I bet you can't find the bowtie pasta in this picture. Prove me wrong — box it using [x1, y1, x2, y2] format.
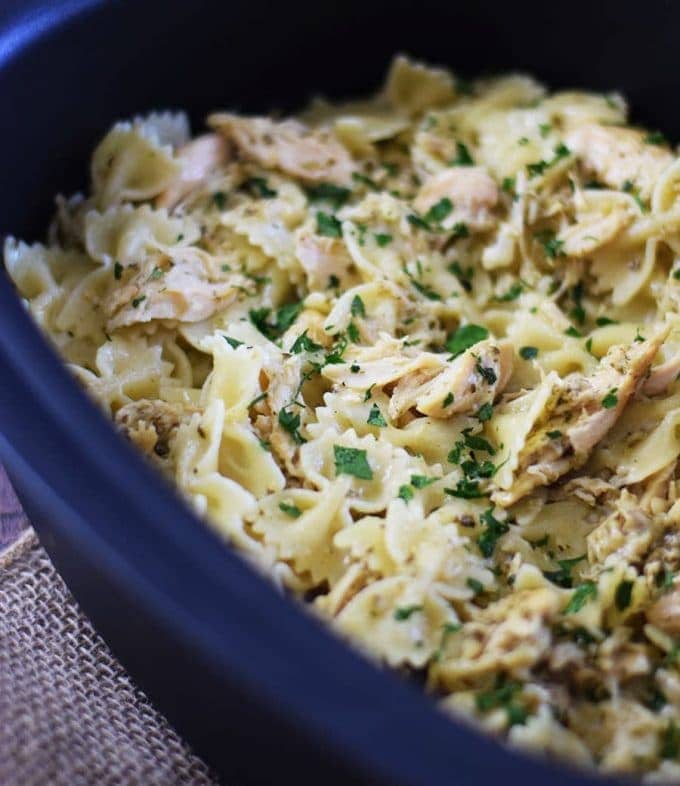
[8, 54, 680, 780]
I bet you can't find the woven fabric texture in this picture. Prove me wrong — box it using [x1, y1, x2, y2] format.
[0, 525, 220, 786]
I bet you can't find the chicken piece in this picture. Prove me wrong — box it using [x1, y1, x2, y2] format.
[389, 339, 513, 420]
[414, 166, 499, 231]
[641, 355, 680, 396]
[432, 587, 560, 685]
[156, 133, 229, 209]
[646, 587, 680, 635]
[295, 232, 356, 291]
[494, 331, 667, 506]
[587, 490, 659, 566]
[566, 123, 673, 198]
[105, 253, 246, 330]
[207, 113, 354, 185]
[115, 398, 185, 470]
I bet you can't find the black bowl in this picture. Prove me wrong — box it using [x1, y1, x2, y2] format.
[0, 1, 669, 783]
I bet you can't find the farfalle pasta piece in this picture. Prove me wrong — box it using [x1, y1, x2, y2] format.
[84, 203, 200, 264]
[91, 119, 183, 208]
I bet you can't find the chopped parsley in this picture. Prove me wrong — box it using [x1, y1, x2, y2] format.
[445, 324, 489, 357]
[212, 191, 227, 209]
[347, 322, 361, 343]
[661, 720, 680, 759]
[601, 388, 619, 409]
[501, 176, 516, 194]
[367, 404, 387, 427]
[245, 177, 277, 198]
[445, 480, 484, 499]
[466, 577, 485, 595]
[394, 605, 422, 621]
[351, 172, 380, 191]
[539, 122, 552, 138]
[564, 326, 582, 338]
[443, 392, 454, 408]
[519, 346, 538, 360]
[596, 316, 618, 327]
[290, 330, 322, 354]
[278, 407, 306, 444]
[547, 430, 562, 439]
[306, 182, 350, 207]
[411, 475, 437, 488]
[327, 274, 340, 288]
[250, 301, 303, 340]
[563, 581, 597, 613]
[476, 402, 493, 422]
[526, 142, 571, 177]
[495, 282, 523, 302]
[131, 295, 146, 309]
[363, 384, 375, 402]
[475, 358, 497, 384]
[615, 580, 634, 611]
[622, 179, 649, 212]
[113, 261, 123, 280]
[398, 484, 414, 502]
[451, 221, 469, 239]
[478, 508, 509, 558]
[407, 213, 431, 231]
[351, 295, 366, 318]
[452, 141, 474, 166]
[448, 260, 473, 292]
[148, 266, 164, 281]
[644, 130, 668, 146]
[535, 229, 565, 259]
[316, 211, 342, 237]
[333, 445, 373, 480]
[403, 264, 442, 301]
[476, 678, 528, 727]
[375, 232, 393, 246]
[543, 555, 586, 588]
[224, 335, 244, 349]
[279, 502, 302, 518]
[424, 197, 453, 224]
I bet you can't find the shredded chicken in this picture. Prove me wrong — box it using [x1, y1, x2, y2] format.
[641, 355, 680, 397]
[414, 166, 499, 231]
[567, 124, 673, 197]
[115, 398, 185, 471]
[494, 331, 667, 505]
[207, 114, 354, 185]
[646, 586, 680, 635]
[389, 339, 513, 419]
[156, 133, 229, 209]
[105, 253, 248, 330]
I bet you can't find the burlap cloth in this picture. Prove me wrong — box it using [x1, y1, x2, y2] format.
[0, 464, 221, 786]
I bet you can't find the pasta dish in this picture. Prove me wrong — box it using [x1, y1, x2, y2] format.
[7, 56, 680, 779]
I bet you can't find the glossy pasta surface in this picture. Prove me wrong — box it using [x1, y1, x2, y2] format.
[8, 55, 680, 779]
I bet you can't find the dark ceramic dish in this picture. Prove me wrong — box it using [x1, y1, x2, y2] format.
[0, 1, 673, 783]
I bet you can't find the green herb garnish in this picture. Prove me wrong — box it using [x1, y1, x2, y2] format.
[367, 404, 387, 427]
[279, 502, 302, 518]
[601, 388, 619, 409]
[445, 324, 489, 357]
[334, 445, 373, 480]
